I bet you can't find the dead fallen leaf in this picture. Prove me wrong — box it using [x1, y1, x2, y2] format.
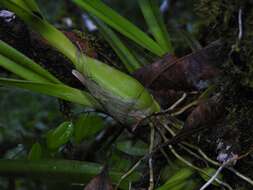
[133, 42, 222, 91]
[84, 166, 113, 190]
[184, 94, 224, 130]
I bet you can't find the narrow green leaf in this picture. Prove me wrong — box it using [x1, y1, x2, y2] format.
[1, 0, 78, 65]
[157, 168, 194, 190]
[10, 0, 42, 15]
[139, 0, 173, 53]
[23, 0, 42, 16]
[94, 19, 141, 72]
[200, 168, 223, 187]
[47, 122, 74, 150]
[0, 159, 140, 189]
[0, 41, 60, 83]
[157, 181, 190, 190]
[0, 55, 50, 83]
[74, 113, 105, 143]
[2, 0, 161, 124]
[72, 0, 165, 56]
[28, 142, 42, 161]
[0, 78, 101, 108]
[8, 0, 31, 11]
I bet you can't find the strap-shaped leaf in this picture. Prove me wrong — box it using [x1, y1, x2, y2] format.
[0, 159, 141, 189]
[10, 0, 42, 16]
[0, 41, 60, 83]
[0, 78, 101, 109]
[23, 0, 43, 16]
[73, 0, 165, 56]
[139, 0, 173, 53]
[1, 0, 78, 65]
[2, 0, 161, 124]
[0, 55, 50, 83]
[157, 168, 194, 190]
[94, 19, 141, 72]
[8, 0, 31, 11]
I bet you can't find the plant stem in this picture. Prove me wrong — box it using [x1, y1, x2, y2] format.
[0, 159, 140, 188]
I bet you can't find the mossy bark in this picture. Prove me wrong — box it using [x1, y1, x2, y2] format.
[195, 1, 253, 189]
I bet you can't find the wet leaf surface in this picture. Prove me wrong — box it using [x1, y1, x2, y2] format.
[46, 121, 74, 150]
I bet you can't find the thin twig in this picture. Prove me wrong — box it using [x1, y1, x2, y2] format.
[131, 93, 187, 131]
[179, 144, 207, 163]
[156, 125, 233, 190]
[161, 122, 176, 136]
[150, 125, 207, 156]
[200, 164, 225, 190]
[115, 159, 142, 190]
[200, 155, 239, 190]
[184, 142, 253, 186]
[182, 142, 219, 166]
[160, 122, 207, 163]
[171, 100, 198, 116]
[160, 122, 207, 162]
[128, 182, 132, 190]
[169, 146, 232, 190]
[238, 7, 243, 41]
[148, 124, 155, 190]
[159, 116, 253, 188]
[228, 167, 253, 186]
[165, 93, 187, 111]
[159, 148, 172, 165]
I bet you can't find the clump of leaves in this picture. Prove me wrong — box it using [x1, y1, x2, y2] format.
[0, 0, 252, 190]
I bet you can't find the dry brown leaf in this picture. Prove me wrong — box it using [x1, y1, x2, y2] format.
[84, 167, 113, 190]
[133, 42, 222, 91]
[184, 94, 224, 130]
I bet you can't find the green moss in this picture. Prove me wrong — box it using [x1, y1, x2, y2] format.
[195, 1, 253, 188]
[196, 0, 253, 85]
[195, 0, 223, 24]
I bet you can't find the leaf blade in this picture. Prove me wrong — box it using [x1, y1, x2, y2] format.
[47, 122, 74, 150]
[94, 19, 141, 72]
[0, 40, 61, 83]
[73, 0, 165, 56]
[0, 77, 101, 108]
[1, 0, 78, 64]
[138, 0, 173, 53]
[0, 55, 50, 83]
